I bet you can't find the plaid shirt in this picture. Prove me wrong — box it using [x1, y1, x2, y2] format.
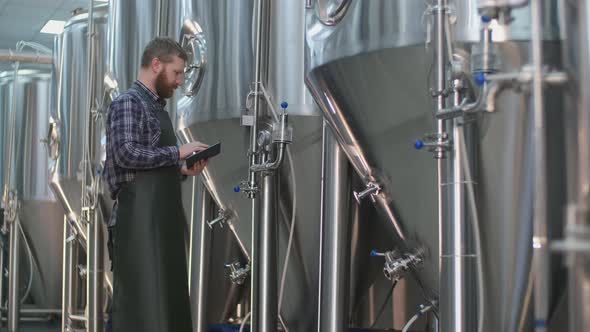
[104, 80, 180, 202]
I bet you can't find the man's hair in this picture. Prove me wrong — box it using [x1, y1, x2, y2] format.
[140, 37, 188, 68]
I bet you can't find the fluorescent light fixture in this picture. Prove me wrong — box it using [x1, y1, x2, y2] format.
[40, 20, 66, 34]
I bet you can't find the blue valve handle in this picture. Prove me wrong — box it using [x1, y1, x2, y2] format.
[234, 185, 241, 193]
[370, 250, 381, 257]
[281, 101, 288, 109]
[481, 15, 492, 23]
[473, 72, 486, 87]
[414, 139, 425, 150]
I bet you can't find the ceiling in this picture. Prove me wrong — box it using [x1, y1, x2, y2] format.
[0, 0, 90, 70]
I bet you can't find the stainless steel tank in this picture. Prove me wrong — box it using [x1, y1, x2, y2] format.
[49, 6, 109, 226]
[0, 68, 64, 309]
[305, 0, 565, 331]
[174, 1, 323, 330]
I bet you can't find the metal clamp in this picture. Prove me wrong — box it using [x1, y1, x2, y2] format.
[371, 249, 423, 281]
[3, 191, 19, 224]
[234, 180, 259, 198]
[207, 209, 228, 229]
[224, 261, 250, 285]
[353, 182, 381, 203]
[414, 132, 452, 159]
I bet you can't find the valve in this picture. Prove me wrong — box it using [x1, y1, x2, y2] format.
[207, 209, 228, 229]
[225, 261, 250, 285]
[371, 249, 423, 282]
[414, 132, 451, 159]
[353, 182, 381, 203]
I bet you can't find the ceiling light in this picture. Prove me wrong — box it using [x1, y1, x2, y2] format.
[40, 20, 66, 34]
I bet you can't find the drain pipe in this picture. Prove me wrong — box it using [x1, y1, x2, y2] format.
[529, 1, 550, 331]
[248, 0, 272, 331]
[83, 1, 105, 332]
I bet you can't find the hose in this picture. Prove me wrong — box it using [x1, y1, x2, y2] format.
[277, 147, 296, 316]
[239, 311, 251, 332]
[459, 125, 485, 332]
[17, 221, 35, 304]
[369, 280, 398, 328]
[264, 95, 297, 328]
[402, 304, 433, 332]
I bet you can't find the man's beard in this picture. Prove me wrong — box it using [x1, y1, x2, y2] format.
[155, 72, 176, 98]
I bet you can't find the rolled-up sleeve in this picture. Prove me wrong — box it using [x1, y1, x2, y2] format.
[107, 95, 179, 169]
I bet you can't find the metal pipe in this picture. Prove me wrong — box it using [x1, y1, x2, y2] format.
[5, 308, 62, 315]
[62, 217, 80, 332]
[250, 143, 286, 172]
[255, 162, 278, 332]
[70, 314, 88, 322]
[7, 213, 20, 332]
[434, 0, 447, 160]
[565, 0, 590, 330]
[530, 0, 549, 331]
[84, 2, 104, 331]
[2, 317, 54, 323]
[250, 190, 261, 332]
[440, 80, 478, 332]
[190, 183, 213, 332]
[0, 49, 52, 64]
[317, 123, 352, 332]
[248, 0, 271, 194]
[250, 0, 273, 330]
[0, 224, 5, 325]
[87, 208, 104, 332]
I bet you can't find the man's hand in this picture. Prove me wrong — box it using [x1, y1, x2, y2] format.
[179, 141, 209, 159]
[181, 159, 207, 176]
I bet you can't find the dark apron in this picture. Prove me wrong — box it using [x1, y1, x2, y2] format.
[111, 89, 192, 332]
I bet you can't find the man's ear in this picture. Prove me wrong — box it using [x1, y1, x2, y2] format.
[151, 57, 162, 73]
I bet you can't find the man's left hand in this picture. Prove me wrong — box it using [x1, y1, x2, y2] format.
[181, 159, 208, 176]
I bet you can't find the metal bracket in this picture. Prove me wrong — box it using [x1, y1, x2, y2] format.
[353, 182, 381, 203]
[224, 261, 250, 285]
[207, 209, 228, 229]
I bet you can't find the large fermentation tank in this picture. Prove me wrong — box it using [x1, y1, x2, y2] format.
[305, 0, 565, 331]
[174, 1, 324, 330]
[0, 69, 64, 309]
[49, 6, 109, 225]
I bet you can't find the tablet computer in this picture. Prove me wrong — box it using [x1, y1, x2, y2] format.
[185, 142, 221, 169]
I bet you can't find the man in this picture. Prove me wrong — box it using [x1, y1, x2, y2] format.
[104, 37, 206, 332]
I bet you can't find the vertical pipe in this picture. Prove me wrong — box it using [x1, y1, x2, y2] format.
[317, 123, 352, 332]
[87, 210, 104, 332]
[429, 312, 440, 332]
[567, 0, 590, 330]
[0, 209, 4, 326]
[441, 81, 477, 332]
[432, 1, 450, 332]
[7, 214, 20, 332]
[84, 2, 104, 331]
[190, 182, 213, 332]
[61, 217, 71, 332]
[530, 0, 549, 331]
[250, 0, 271, 330]
[250, 194, 261, 332]
[248, 0, 270, 192]
[256, 168, 278, 332]
[63, 223, 80, 332]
